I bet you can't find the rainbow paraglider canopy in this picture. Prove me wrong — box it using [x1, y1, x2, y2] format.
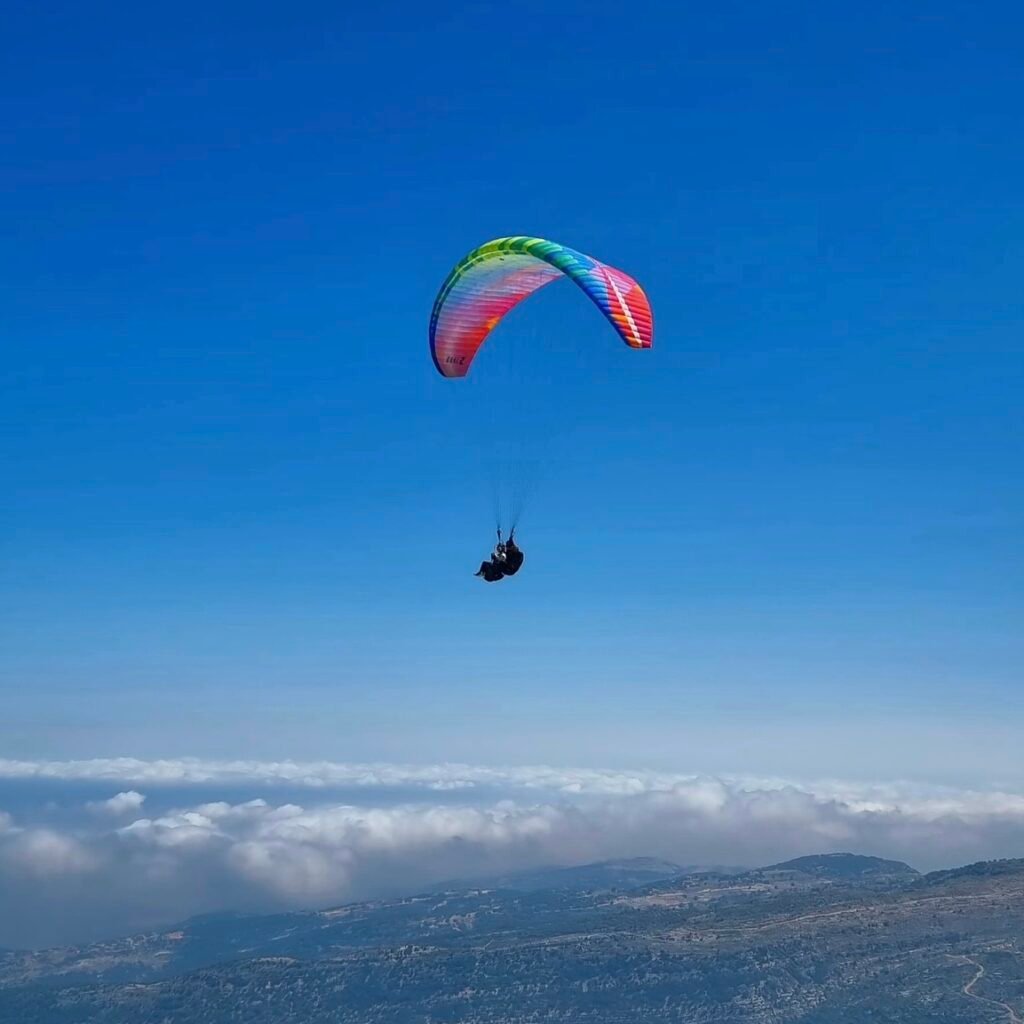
[430, 236, 653, 378]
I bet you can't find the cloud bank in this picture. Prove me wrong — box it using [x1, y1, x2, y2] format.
[2, 758, 1024, 948]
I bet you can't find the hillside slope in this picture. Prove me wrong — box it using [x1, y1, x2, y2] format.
[2, 853, 1023, 1023]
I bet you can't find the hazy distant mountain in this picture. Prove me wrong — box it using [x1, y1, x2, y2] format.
[442, 856, 709, 893]
[761, 852, 919, 880]
[2, 852, 1023, 1022]
[924, 857, 1024, 885]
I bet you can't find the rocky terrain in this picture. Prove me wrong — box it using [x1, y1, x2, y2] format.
[2, 853, 1024, 1022]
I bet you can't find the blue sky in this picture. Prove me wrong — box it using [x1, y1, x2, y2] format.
[2, 1, 1022, 781]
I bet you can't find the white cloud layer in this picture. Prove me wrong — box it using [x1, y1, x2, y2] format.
[2, 758, 1024, 948]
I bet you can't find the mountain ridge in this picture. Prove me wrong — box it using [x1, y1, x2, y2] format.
[434, 855, 725, 894]
[760, 852, 919, 879]
[3, 851, 1024, 1022]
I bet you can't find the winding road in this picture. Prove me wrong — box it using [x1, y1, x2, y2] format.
[955, 954, 1023, 1024]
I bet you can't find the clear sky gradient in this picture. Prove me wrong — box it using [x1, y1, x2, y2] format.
[2, 1, 1022, 781]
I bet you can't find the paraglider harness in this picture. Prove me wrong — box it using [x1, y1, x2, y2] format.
[475, 529, 524, 582]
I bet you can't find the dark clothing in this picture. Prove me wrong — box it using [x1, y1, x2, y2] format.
[476, 560, 505, 582]
[502, 542, 525, 575]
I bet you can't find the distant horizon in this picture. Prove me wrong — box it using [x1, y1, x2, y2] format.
[0, 847, 989, 951]
[3, 754, 1024, 947]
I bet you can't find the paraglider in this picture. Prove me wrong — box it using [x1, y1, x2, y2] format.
[430, 236, 653, 580]
[473, 531, 525, 584]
